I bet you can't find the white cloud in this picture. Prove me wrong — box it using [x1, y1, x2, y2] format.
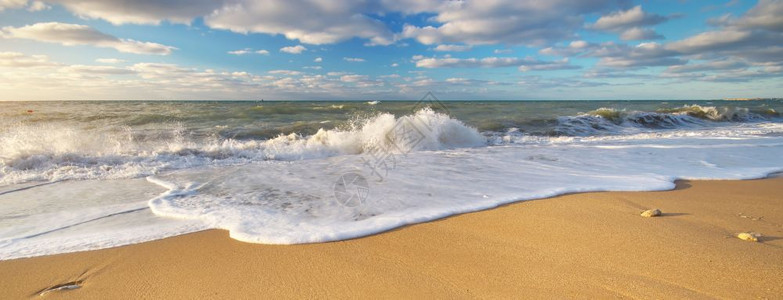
[204, 0, 394, 45]
[0, 53, 412, 100]
[433, 44, 472, 52]
[44, 0, 223, 25]
[390, 63, 399, 67]
[268, 69, 302, 75]
[1, 22, 176, 55]
[314, 57, 322, 62]
[61, 64, 136, 75]
[664, 59, 748, 74]
[27, 1, 50, 11]
[32, 0, 399, 46]
[666, 30, 776, 54]
[0, 51, 59, 67]
[493, 49, 512, 54]
[343, 57, 365, 62]
[280, 45, 307, 54]
[0, 0, 26, 11]
[414, 56, 578, 71]
[588, 6, 669, 41]
[228, 48, 252, 55]
[713, 0, 783, 32]
[95, 58, 125, 64]
[228, 48, 269, 55]
[19, 0, 654, 49]
[340, 74, 368, 82]
[401, 0, 620, 46]
[541, 41, 686, 68]
[598, 42, 684, 68]
[589, 6, 668, 31]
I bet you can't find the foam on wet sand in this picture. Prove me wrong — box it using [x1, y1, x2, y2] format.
[1, 178, 781, 299]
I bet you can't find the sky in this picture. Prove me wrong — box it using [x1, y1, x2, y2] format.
[0, 0, 781, 100]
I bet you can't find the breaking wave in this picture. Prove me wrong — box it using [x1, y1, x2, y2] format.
[551, 105, 777, 136]
[0, 108, 484, 184]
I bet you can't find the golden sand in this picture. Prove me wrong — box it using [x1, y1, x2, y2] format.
[1, 178, 781, 299]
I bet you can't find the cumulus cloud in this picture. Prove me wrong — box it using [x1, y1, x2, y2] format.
[343, 57, 365, 62]
[313, 57, 322, 62]
[44, 0, 223, 25]
[663, 59, 748, 74]
[589, 5, 668, 31]
[712, 0, 783, 32]
[433, 44, 472, 52]
[204, 0, 394, 45]
[542, 41, 685, 68]
[598, 42, 684, 68]
[0, 22, 176, 55]
[228, 48, 269, 55]
[268, 69, 302, 75]
[61, 64, 137, 75]
[19, 0, 654, 48]
[95, 58, 125, 64]
[0, 51, 423, 100]
[0, 0, 26, 11]
[0, 51, 59, 67]
[588, 5, 669, 40]
[542, 0, 783, 73]
[228, 48, 253, 55]
[413, 56, 579, 71]
[280, 45, 307, 54]
[666, 30, 779, 55]
[401, 0, 620, 46]
[340, 74, 368, 82]
[27, 1, 49, 11]
[24, 0, 399, 45]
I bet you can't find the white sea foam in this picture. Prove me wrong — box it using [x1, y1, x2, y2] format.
[0, 109, 484, 184]
[2, 108, 783, 259]
[0, 178, 207, 260]
[146, 128, 783, 245]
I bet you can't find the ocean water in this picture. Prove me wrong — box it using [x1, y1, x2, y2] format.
[1, 99, 783, 259]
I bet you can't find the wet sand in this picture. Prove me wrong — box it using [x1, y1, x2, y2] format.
[1, 178, 782, 299]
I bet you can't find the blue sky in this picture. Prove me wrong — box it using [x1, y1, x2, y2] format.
[0, 0, 781, 100]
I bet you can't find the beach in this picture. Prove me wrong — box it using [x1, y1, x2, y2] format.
[2, 177, 781, 299]
[2, 0, 783, 298]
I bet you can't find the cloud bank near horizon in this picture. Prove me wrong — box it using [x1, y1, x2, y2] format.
[0, 0, 781, 100]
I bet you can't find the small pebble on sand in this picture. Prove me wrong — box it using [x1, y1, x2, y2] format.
[641, 209, 662, 218]
[737, 232, 761, 242]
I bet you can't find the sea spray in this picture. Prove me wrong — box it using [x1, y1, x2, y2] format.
[0, 109, 484, 184]
[2, 100, 783, 259]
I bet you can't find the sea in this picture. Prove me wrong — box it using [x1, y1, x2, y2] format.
[2, 99, 783, 259]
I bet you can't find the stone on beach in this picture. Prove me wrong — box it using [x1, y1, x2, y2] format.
[737, 232, 761, 242]
[641, 209, 662, 217]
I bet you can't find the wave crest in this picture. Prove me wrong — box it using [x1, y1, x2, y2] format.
[0, 109, 484, 184]
[551, 105, 774, 136]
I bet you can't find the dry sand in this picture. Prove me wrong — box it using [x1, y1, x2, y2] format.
[1, 178, 782, 299]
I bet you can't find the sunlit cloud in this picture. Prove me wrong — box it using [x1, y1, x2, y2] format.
[1, 22, 175, 55]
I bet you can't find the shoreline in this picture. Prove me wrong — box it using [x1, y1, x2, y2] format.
[1, 177, 782, 298]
